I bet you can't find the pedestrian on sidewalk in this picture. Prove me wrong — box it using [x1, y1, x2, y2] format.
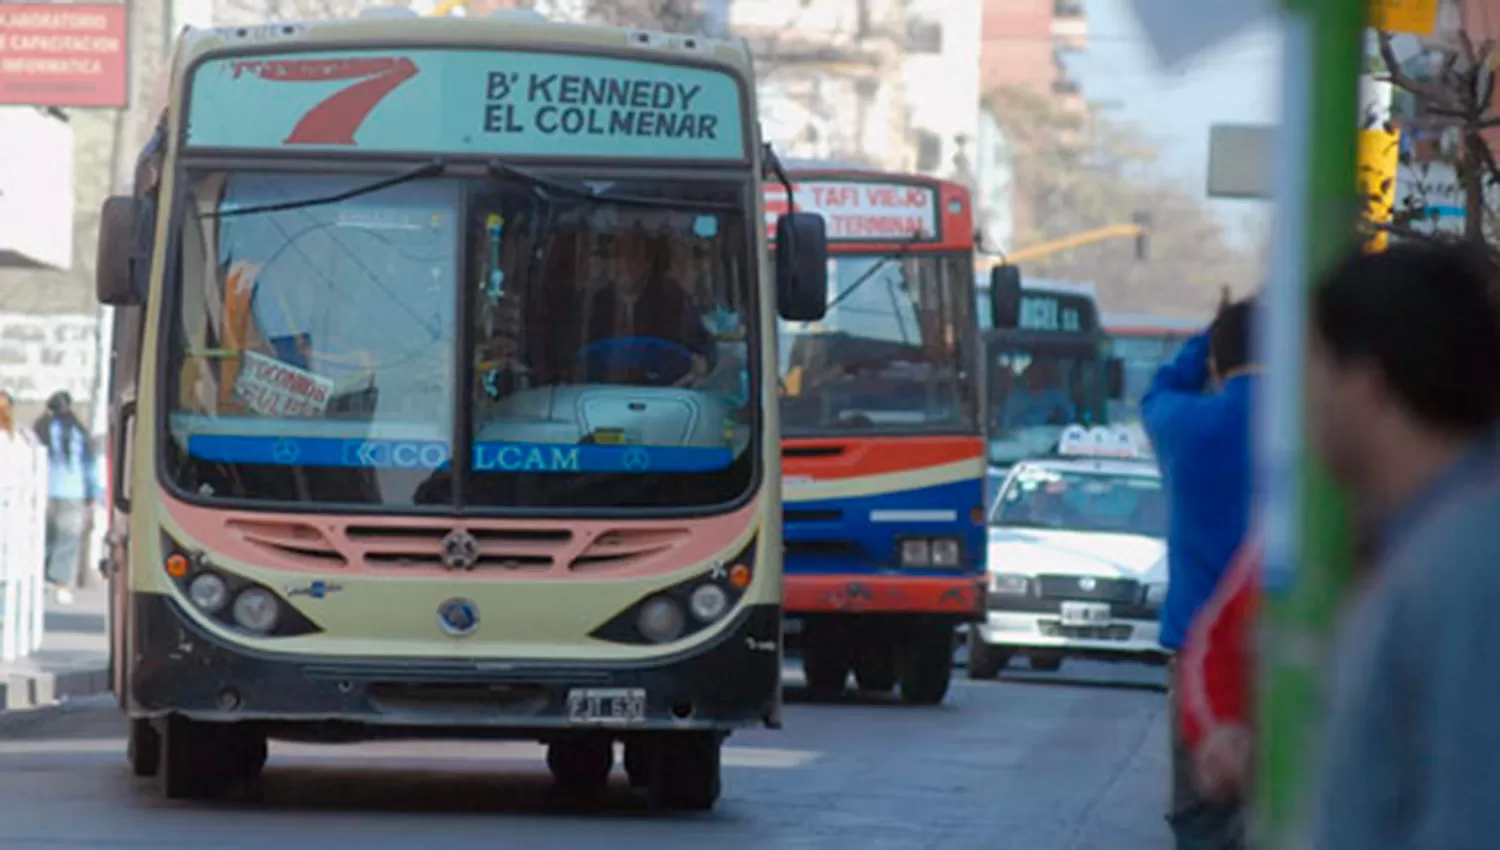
[1300, 243, 1500, 850]
[0, 389, 20, 444]
[1141, 290, 1258, 850]
[32, 390, 97, 605]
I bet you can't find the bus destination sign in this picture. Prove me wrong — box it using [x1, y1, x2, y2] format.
[764, 180, 939, 243]
[1018, 291, 1096, 334]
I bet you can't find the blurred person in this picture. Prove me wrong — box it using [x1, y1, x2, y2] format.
[1301, 243, 1500, 850]
[0, 389, 20, 444]
[32, 390, 98, 605]
[1141, 291, 1258, 850]
[1002, 362, 1077, 427]
[582, 233, 716, 386]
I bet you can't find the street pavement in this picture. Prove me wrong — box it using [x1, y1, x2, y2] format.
[0, 660, 1170, 849]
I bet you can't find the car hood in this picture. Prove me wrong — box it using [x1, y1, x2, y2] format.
[987, 527, 1167, 582]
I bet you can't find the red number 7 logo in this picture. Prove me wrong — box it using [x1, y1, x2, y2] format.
[233, 57, 420, 146]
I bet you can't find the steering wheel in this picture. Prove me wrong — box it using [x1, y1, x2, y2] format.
[577, 336, 696, 387]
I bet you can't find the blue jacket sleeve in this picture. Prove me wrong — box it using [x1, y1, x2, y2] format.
[1141, 332, 1213, 464]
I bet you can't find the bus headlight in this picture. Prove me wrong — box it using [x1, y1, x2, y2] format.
[231, 588, 281, 634]
[990, 574, 1030, 595]
[930, 538, 961, 567]
[899, 539, 931, 566]
[899, 537, 962, 567]
[689, 583, 729, 622]
[187, 572, 229, 613]
[1143, 582, 1168, 607]
[637, 595, 686, 643]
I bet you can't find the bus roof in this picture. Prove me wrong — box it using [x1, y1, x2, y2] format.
[976, 275, 1099, 298]
[170, 16, 755, 73]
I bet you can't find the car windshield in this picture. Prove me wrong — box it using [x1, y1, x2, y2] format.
[986, 345, 1105, 465]
[990, 466, 1166, 538]
[163, 169, 756, 511]
[778, 252, 977, 434]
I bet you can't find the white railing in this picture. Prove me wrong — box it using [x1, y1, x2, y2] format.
[0, 436, 48, 663]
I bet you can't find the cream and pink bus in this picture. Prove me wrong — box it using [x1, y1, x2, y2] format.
[93, 8, 827, 810]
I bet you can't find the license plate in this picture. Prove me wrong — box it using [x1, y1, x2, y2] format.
[783, 616, 804, 635]
[1059, 601, 1112, 627]
[566, 688, 646, 725]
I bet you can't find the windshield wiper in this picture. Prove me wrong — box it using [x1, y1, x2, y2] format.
[201, 158, 449, 219]
[485, 159, 739, 213]
[824, 230, 926, 310]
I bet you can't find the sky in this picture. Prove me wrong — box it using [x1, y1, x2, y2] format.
[1065, 0, 1282, 243]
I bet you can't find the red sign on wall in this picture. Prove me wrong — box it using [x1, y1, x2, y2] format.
[0, 3, 128, 108]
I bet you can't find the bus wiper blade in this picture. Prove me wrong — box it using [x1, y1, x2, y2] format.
[486, 159, 739, 213]
[201, 158, 449, 219]
[825, 230, 926, 310]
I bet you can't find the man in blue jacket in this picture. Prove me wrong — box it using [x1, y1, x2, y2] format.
[1143, 294, 1257, 850]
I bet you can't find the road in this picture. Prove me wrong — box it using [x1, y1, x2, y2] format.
[0, 662, 1170, 850]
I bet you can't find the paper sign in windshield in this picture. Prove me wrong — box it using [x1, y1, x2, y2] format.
[764, 181, 938, 242]
[186, 49, 746, 161]
[233, 351, 333, 417]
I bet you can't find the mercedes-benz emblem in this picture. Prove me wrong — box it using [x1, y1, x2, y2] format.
[437, 597, 479, 637]
[1078, 577, 1097, 591]
[622, 447, 651, 472]
[440, 529, 480, 571]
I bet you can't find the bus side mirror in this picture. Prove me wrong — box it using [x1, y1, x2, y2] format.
[775, 212, 828, 322]
[96, 195, 149, 306]
[989, 265, 1021, 328]
[1105, 357, 1125, 400]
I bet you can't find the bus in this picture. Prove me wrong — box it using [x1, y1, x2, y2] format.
[765, 164, 985, 705]
[1103, 313, 1199, 425]
[92, 9, 829, 809]
[978, 269, 1123, 475]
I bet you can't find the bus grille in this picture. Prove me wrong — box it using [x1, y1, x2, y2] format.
[226, 519, 691, 574]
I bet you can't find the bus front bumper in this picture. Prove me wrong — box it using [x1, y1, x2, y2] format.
[126, 593, 783, 734]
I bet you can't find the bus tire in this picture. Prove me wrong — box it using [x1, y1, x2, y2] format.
[653, 732, 722, 812]
[801, 646, 850, 699]
[967, 632, 1010, 680]
[546, 735, 614, 802]
[157, 716, 232, 800]
[127, 717, 160, 777]
[897, 624, 954, 705]
[852, 645, 897, 693]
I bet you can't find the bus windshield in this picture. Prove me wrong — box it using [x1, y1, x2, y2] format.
[1108, 333, 1191, 424]
[778, 251, 977, 434]
[163, 169, 756, 511]
[986, 345, 1105, 465]
[991, 466, 1166, 538]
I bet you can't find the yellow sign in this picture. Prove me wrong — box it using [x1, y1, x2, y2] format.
[1357, 127, 1401, 252]
[1368, 0, 1439, 35]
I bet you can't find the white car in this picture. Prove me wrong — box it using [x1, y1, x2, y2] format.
[970, 451, 1168, 678]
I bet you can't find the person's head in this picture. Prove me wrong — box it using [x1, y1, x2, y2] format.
[1306, 243, 1500, 496]
[1208, 292, 1257, 383]
[46, 390, 72, 416]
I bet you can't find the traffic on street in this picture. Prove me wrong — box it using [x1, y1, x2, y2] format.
[0, 662, 1168, 849]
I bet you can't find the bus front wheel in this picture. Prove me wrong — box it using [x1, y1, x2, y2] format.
[157, 716, 267, 799]
[897, 623, 955, 705]
[127, 717, 160, 777]
[547, 735, 614, 802]
[647, 731, 723, 812]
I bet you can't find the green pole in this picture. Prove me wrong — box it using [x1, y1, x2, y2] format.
[1253, 0, 1364, 847]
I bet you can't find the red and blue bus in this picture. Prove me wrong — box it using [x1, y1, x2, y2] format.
[765, 163, 985, 705]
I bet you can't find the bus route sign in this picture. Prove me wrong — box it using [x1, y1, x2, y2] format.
[185, 48, 747, 161]
[1018, 291, 1096, 334]
[764, 180, 939, 243]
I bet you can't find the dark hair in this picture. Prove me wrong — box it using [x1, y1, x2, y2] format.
[1210, 295, 1257, 375]
[1313, 243, 1500, 434]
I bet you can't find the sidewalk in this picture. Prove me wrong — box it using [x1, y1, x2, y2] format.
[0, 584, 110, 711]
